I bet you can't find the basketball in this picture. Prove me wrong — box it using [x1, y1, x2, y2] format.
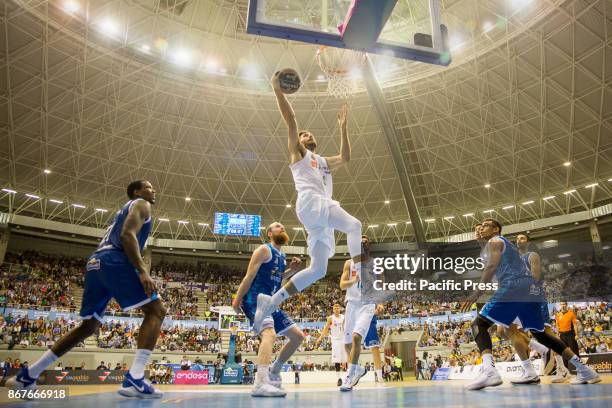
[277, 68, 301, 94]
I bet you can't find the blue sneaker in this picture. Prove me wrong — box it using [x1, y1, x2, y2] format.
[6, 367, 37, 399]
[118, 372, 163, 399]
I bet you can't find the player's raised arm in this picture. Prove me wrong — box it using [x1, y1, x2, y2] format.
[339, 259, 358, 290]
[271, 72, 305, 164]
[232, 245, 271, 313]
[325, 104, 350, 170]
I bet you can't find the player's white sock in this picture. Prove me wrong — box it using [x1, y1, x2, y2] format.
[377, 369, 383, 381]
[269, 288, 290, 308]
[482, 354, 495, 371]
[256, 365, 269, 384]
[270, 359, 284, 374]
[555, 355, 567, 372]
[520, 359, 537, 376]
[568, 355, 587, 371]
[529, 339, 549, 355]
[129, 349, 152, 379]
[28, 350, 58, 378]
[348, 363, 357, 376]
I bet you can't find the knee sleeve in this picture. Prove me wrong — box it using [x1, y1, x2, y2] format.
[530, 330, 567, 355]
[472, 315, 493, 352]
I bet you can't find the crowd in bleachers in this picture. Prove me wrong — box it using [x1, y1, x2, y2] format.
[0, 315, 79, 349]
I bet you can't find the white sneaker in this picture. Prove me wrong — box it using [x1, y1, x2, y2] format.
[570, 367, 601, 385]
[465, 369, 503, 390]
[511, 372, 540, 385]
[349, 366, 367, 388]
[251, 382, 287, 397]
[551, 368, 569, 383]
[268, 371, 283, 390]
[253, 294, 274, 333]
[6, 367, 38, 400]
[339, 375, 353, 392]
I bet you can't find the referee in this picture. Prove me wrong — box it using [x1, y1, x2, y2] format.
[555, 302, 582, 372]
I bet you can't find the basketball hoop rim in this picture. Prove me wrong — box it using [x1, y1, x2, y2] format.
[316, 45, 367, 76]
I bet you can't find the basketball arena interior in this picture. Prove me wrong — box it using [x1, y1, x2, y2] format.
[0, 0, 610, 407]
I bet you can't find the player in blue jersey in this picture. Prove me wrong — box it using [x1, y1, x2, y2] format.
[461, 218, 600, 390]
[7, 180, 166, 399]
[517, 233, 572, 382]
[232, 222, 305, 397]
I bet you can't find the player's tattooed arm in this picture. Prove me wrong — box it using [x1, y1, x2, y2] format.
[271, 72, 305, 164]
[232, 245, 271, 314]
[529, 252, 542, 281]
[325, 104, 350, 170]
[339, 259, 358, 290]
[120, 199, 156, 296]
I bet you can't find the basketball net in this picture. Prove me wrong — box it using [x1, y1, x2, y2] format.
[316, 46, 367, 99]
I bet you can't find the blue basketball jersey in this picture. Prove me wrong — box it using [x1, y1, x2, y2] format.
[244, 244, 285, 305]
[486, 235, 530, 287]
[521, 250, 545, 291]
[95, 199, 152, 255]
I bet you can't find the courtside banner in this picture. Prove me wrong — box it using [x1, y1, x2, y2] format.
[36, 370, 149, 385]
[584, 353, 612, 373]
[173, 370, 209, 385]
[432, 367, 450, 380]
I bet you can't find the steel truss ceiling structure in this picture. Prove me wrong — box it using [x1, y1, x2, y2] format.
[0, 0, 610, 245]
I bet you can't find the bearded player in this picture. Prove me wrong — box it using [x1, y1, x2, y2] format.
[233, 222, 304, 397]
[253, 72, 363, 332]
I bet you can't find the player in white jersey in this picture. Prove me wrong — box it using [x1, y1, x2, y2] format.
[315, 304, 346, 385]
[339, 235, 376, 391]
[253, 72, 363, 333]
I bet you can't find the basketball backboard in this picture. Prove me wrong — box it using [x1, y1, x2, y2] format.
[247, 0, 451, 66]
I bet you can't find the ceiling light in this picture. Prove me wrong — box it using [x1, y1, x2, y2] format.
[443, 216, 454, 220]
[2, 188, 17, 194]
[198, 223, 209, 227]
[100, 18, 119, 36]
[368, 225, 379, 228]
[286, 204, 292, 208]
[522, 200, 534, 205]
[293, 227, 303, 231]
[585, 183, 598, 188]
[140, 44, 151, 52]
[543, 195, 555, 201]
[72, 204, 85, 208]
[173, 48, 193, 67]
[483, 21, 494, 32]
[158, 218, 170, 222]
[317, 74, 325, 80]
[49, 199, 63, 204]
[384, 200, 390, 204]
[95, 208, 108, 212]
[564, 189, 576, 195]
[405, 221, 412, 224]
[558, 253, 571, 259]
[563, 161, 571, 167]
[484, 184, 491, 188]
[63, 1, 79, 13]
[387, 223, 397, 226]
[178, 220, 189, 224]
[185, 197, 191, 202]
[425, 218, 435, 223]
[502, 205, 514, 210]
[43, 169, 51, 174]
[483, 209, 494, 213]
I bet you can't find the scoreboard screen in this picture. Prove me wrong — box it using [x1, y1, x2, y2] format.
[214, 213, 261, 236]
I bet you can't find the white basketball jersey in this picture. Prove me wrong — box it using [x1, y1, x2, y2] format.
[289, 149, 333, 198]
[329, 314, 344, 340]
[345, 260, 361, 303]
